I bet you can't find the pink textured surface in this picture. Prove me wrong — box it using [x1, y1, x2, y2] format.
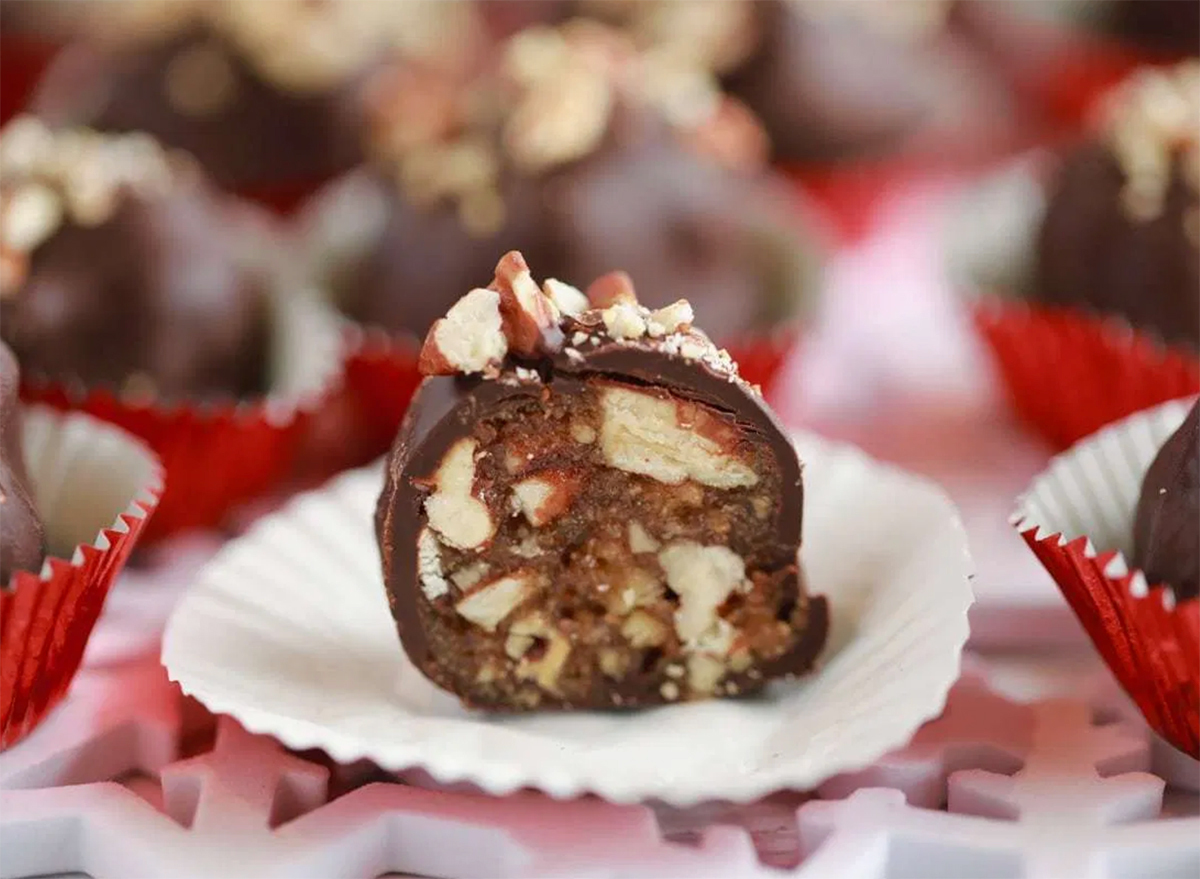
[2, 180, 1196, 876]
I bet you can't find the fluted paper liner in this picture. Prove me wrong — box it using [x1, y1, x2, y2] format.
[21, 275, 343, 540]
[945, 155, 1200, 451]
[975, 302, 1200, 451]
[2, 407, 162, 748]
[1012, 398, 1199, 757]
[164, 431, 972, 805]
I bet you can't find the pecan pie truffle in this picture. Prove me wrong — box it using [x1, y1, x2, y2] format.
[0, 340, 45, 583]
[576, 0, 952, 162]
[1133, 399, 1199, 601]
[376, 252, 828, 711]
[31, 0, 484, 191]
[305, 19, 814, 347]
[0, 118, 270, 401]
[1033, 62, 1200, 349]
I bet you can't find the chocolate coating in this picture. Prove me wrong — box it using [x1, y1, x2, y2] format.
[378, 331, 827, 710]
[1109, 0, 1200, 55]
[721, 0, 931, 162]
[316, 167, 547, 341]
[1133, 400, 1199, 601]
[1034, 140, 1200, 349]
[32, 25, 368, 189]
[1, 180, 271, 402]
[539, 112, 816, 332]
[0, 341, 46, 584]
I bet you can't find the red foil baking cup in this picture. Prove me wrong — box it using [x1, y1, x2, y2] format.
[236, 175, 335, 217]
[974, 301, 1200, 452]
[297, 325, 423, 481]
[726, 328, 800, 401]
[2, 407, 163, 748]
[20, 292, 343, 542]
[0, 36, 60, 124]
[1012, 397, 1199, 757]
[782, 159, 917, 244]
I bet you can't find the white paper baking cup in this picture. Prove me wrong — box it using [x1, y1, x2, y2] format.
[163, 431, 974, 805]
[20, 407, 162, 560]
[3, 406, 163, 747]
[1012, 397, 1195, 562]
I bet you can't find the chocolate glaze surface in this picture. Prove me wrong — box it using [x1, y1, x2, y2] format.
[1034, 140, 1199, 350]
[539, 113, 815, 333]
[1109, 0, 1200, 55]
[721, 0, 931, 162]
[1, 179, 271, 402]
[33, 25, 368, 189]
[1133, 400, 1199, 601]
[0, 341, 46, 584]
[319, 167, 548, 340]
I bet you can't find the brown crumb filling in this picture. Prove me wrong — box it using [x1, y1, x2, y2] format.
[415, 380, 806, 709]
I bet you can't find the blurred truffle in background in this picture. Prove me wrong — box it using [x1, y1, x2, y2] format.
[0, 117, 273, 401]
[299, 17, 822, 348]
[29, 0, 486, 195]
[953, 0, 1199, 60]
[492, 0, 1017, 164]
[1034, 62, 1199, 349]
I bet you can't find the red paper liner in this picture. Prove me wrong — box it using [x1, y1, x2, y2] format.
[781, 147, 1034, 245]
[21, 381, 311, 542]
[1018, 531, 1199, 757]
[1, 409, 163, 748]
[725, 328, 799, 402]
[296, 326, 423, 482]
[235, 174, 335, 217]
[974, 301, 1200, 452]
[0, 35, 60, 124]
[1021, 37, 1163, 131]
[19, 271, 343, 540]
[781, 158, 922, 244]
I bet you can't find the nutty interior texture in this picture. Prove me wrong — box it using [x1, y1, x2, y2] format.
[411, 378, 811, 710]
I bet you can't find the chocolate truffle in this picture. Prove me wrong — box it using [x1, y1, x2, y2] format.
[719, 0, 936, 162]
[1109, 0, 1200, 56]
[576, 0, 949, 162]
[951, 0, 1199, 62]
[1034, 62, 1200, 349]
[0, 118, 270, 401]
[376, 252, 828, 711]
[304, 20, 816, 346]
[1, 340, 46, 583]
[31, 0, 484, 190]
[1133, 400, 1199, 601]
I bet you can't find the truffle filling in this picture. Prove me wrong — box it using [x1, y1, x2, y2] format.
[410, 378, 808, 709]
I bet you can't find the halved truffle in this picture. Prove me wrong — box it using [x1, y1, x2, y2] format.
[376, 252, 828, 710]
